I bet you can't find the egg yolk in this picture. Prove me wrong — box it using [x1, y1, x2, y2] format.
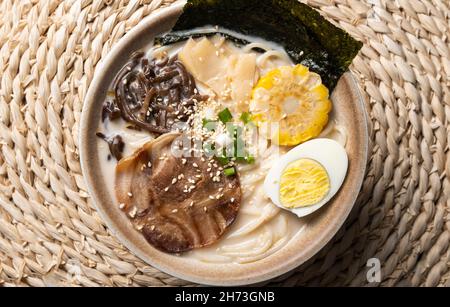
[279, 158, 330, 208]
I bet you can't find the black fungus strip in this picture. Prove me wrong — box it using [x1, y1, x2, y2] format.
[115, 71, 171, 135]
[102, 101, 121, 122]
[101, 52, 207, 136]
[96, 132, 125, 161]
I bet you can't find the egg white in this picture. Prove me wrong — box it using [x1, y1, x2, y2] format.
[264, 138, 348, 217]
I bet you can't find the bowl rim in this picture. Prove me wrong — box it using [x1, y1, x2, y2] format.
[79, 1, 369, 286]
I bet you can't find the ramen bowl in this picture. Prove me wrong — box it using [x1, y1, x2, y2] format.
[80, 2, 369, 286]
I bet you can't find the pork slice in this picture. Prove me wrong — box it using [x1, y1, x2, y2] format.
[115, 133, 241, 253]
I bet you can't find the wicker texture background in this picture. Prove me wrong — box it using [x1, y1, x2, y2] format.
[0, 0, 449, 287]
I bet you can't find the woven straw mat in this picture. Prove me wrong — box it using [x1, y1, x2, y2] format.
[0, 0, 449, 287]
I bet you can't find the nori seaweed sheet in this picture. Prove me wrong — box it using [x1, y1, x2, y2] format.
[156, 31, 251, 48]
[156, 0, 363, 91]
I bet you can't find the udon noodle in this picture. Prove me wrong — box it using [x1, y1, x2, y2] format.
[97, 31, 346, 264]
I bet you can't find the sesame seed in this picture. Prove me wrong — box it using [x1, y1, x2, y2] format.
[150, 225, 155, 231]
[137, 224, 143, 230]
[119, 203, 126, 209]
[147, 162, 152, 168]
[164, 187, 169, 192]
[172, 178, 177, 184]
[209, 195, 215, 200]
[189, 201, 194, 207]
[127, 192, 133, 198]
[172, 209, 178, 213]
[231, 198, 235, 203]
[182, 158, 187, 164]
[203, 207, 207, 212]
[128, 207, 137, 218]
[193, 162, 199, 168]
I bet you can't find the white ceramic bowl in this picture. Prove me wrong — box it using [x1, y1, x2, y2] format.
[80, 2, 369, 286]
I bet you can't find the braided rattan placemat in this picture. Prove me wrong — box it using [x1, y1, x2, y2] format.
[0, 0, 449, 287]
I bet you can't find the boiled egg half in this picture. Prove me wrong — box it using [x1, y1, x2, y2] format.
[264, 138, 348, 217]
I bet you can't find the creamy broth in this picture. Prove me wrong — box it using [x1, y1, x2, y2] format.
[97, 30, 346, 264]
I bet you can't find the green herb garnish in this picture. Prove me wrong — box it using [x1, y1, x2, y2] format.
[216, 156, 230, 165]
[203, 141, 216, 156]
[245, 155, 255, 164]
[240, 112, 252, 124]
[226, 124, 243, 137]
[218, 108, 233, 124]
[224, 167, 236, 176]
[236, 154, 255, 164]
[202, 118, 214, 127]
[202, 119, 217, 131]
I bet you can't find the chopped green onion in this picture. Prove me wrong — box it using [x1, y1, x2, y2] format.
[245, 155, 255, 164]
[240, 112, 252, 124]
[235, 156, 243, 163]
[218, 108, 233, 124]
[216, 156, 230, 166]
[236, 154, 255, 164]
[223, 167, 236, 177]
[202, 119, 217, 131]
[203, 142, 215, 156]
[226, 124, 243, 137]
[202, 118, 213, 127]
